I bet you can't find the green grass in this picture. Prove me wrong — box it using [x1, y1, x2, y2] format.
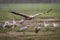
[0, 3, 60, 20]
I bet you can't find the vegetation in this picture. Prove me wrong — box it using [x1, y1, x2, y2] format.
[0, 4, 60, 20]
[0, 3, 60, 40]
[0, 27, 60, 40]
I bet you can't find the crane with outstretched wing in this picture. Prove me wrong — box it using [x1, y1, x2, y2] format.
[10, 9, 52, 24]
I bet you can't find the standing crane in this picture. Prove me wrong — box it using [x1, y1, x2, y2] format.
[19, 19, 25, 24]
[44, 21, 50, 27]
[34, 26, 42, 33]
[4, 21, 13, 28]
[12, 20, 17, 28]
[19, 25, 29, 34]
[53, 23, 59, 31]
[53, 23, 59, 27]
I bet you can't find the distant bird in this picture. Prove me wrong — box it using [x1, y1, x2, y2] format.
[53, 23, 59, 27]
[44, 22, 49, 27]
[4, 21, 10, 27]
[35, 27, 41, 33]
[19, 25, 29, 34]
[4, 21, 12, 28]
[10, 9, 52, 24]
[12, 20, 17, 27]
[4, 21, 10, 25]
[19, 19, 25, 24]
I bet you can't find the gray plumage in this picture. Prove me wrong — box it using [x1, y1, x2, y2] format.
[4, 21, 13, 28]
[53, 23, 59, 27]
[19, 25, 29, 33]
[19, 19, 25, 24]
[20, 27, 28, 32]
[35, 27, 41, 33]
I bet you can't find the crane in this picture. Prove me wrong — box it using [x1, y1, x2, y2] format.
[19, 25, 29, 34]
[34, 27, 42, 33]
[10, 9, 52, 24]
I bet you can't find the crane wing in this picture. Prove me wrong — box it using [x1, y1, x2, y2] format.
[44, 8, 52, 13]
[32, 8, 52, 17]
[10, 9, 52, 18]
[32, 13, 43, 17]
[10, 11, 30, 18]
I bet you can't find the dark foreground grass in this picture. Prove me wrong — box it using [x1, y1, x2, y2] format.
[0, 31, 60, 40]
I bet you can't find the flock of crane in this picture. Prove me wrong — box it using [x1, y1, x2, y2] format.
[0, 8, 60, 33]
[0, 20, 17, 28]
[0, 20, 59, 33]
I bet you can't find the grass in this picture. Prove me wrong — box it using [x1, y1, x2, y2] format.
[0, 25, 60, 40]
[0, 3, 60, 20]
[0, 3, 60, 40]
[0, 27, 60, 40]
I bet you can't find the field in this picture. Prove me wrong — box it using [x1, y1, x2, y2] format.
[0, 3, 60, 40]
[0, 27, 60, 40]
[0, 3, 60, 20]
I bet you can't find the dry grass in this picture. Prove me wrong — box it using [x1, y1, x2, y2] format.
[0, 28, 60, 40]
